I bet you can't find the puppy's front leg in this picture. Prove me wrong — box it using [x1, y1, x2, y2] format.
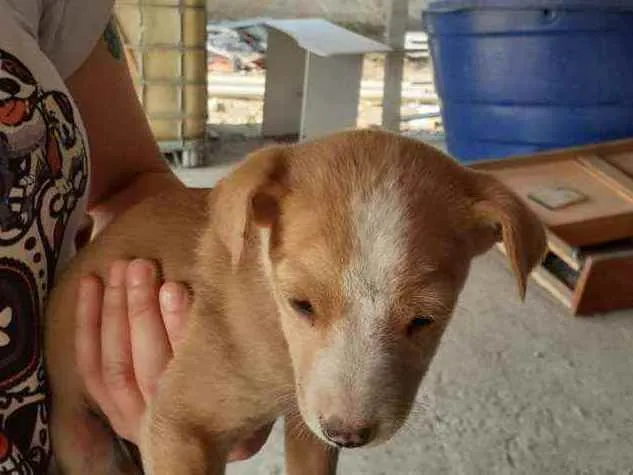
[284, 413, 339, 475]
[140, 413, 227, 475]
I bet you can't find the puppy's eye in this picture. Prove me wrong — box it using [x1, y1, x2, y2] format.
[289, 299, 314, 317]
[407, 315, 435, 336]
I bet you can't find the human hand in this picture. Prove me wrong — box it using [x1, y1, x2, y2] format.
[75, 259, 272, 460]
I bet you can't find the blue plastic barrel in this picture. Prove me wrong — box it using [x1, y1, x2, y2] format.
[422, 0, 633, 163]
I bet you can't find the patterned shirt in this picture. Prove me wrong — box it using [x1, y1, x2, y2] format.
[0, 1, 112, 472]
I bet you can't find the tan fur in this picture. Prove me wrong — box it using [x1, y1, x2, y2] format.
[45, 129, 547, 474]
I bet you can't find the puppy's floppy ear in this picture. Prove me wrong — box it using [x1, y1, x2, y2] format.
[468, 171, 547, 301]
[212, 145, 288, 268]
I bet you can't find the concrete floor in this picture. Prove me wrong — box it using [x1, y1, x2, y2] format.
[173, 143, 633, 475]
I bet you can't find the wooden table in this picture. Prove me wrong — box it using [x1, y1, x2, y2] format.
[471, 138, 633, 316]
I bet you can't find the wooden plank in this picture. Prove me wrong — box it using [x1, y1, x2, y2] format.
[532, 265, 574, 310]
[551, 213, 633, 248]
[469, 138, 633, 172]
[546, 230, 581, 272]
[578, 155, 633, 202]
[604, 151, 633, 178]
[470, 149, 575, 171]
[584, 246, 633, 262]
[573, 254, 633, 315]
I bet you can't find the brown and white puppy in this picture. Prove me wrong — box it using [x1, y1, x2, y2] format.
[45, 128, 546, 475]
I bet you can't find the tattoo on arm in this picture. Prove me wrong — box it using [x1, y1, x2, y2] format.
[102, 18, 123, 61]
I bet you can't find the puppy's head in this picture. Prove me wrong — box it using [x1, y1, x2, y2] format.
[213, 129, 546, 448]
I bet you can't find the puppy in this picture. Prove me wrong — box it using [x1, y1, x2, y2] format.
[45, 128, 546, 474]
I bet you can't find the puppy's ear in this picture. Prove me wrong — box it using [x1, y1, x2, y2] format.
[468, 171, 547, 300]
[212, 145, 288, 268]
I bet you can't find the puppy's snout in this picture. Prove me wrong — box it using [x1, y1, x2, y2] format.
[321, 417, 375, 448]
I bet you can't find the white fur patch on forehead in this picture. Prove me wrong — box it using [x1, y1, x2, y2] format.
[343, 177, 408, 314]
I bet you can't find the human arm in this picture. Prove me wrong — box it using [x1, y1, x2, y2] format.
[64, 20, 183, 237]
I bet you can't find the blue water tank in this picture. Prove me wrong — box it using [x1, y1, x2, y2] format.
[423, 0, 633, 163]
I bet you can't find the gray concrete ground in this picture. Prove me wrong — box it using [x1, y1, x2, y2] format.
[173, 139, 633, 475]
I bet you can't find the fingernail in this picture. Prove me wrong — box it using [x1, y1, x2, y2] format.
[126, 259, 157, 286]
[160, 283, 186, 312]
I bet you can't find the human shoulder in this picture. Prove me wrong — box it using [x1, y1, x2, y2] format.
[7, 0, 116, 79]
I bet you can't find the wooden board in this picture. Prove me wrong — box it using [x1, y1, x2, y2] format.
[471, 138, 633, 171]
[472, 155, 633, 247]
[531, 263, 575, 310]
[472, 138, 633, 316]
[604, 151, 633, 179]
[573, 251, 633, 315]
[501, 236, 633, 316]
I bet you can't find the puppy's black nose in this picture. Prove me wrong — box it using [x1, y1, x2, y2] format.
[321, 418, 374, 448]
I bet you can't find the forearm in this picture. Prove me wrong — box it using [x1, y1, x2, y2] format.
[65, 18, 188, 238]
